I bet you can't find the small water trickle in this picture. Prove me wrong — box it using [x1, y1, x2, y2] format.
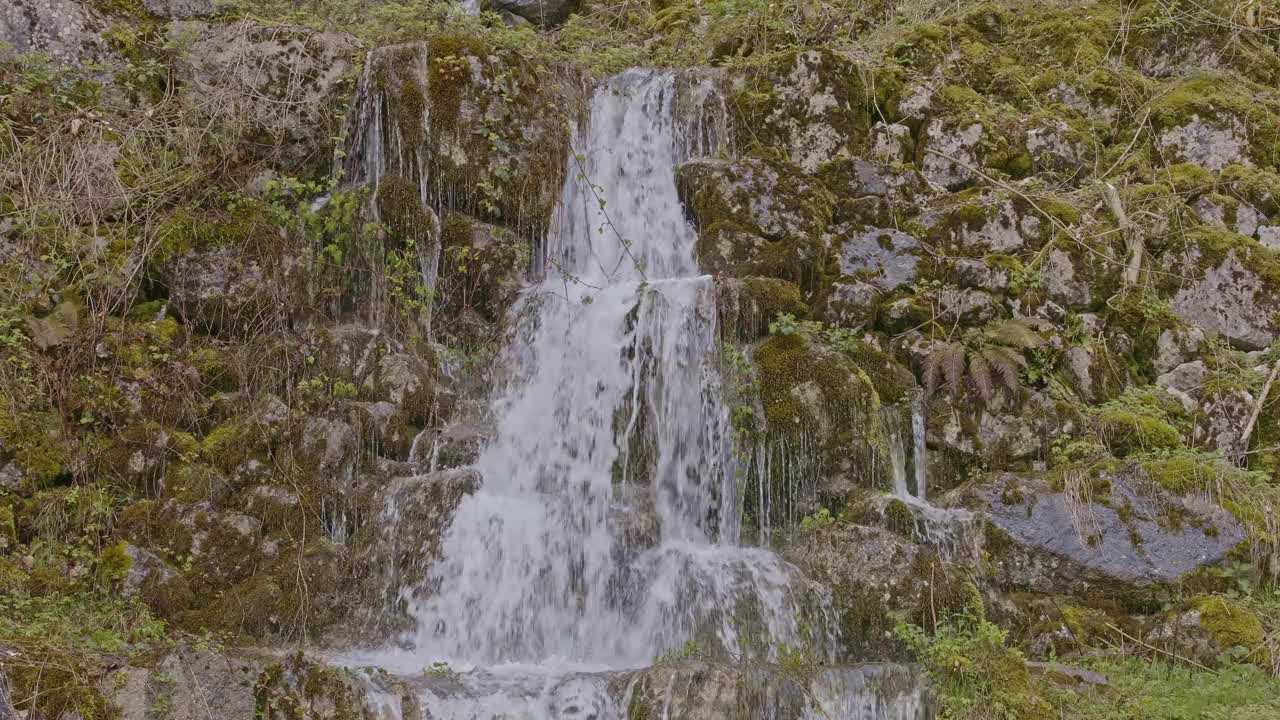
[911, 394, 928, 503]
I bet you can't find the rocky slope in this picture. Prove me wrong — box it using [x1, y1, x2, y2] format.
[3, 0, 1280, 718]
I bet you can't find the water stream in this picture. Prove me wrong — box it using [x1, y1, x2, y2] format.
[341, 66, 930, 719]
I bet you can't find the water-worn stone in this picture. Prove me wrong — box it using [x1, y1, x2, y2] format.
[981, 470, 1246, 596]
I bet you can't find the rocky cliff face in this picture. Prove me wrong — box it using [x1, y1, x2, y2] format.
[3, 0, 1280, 718]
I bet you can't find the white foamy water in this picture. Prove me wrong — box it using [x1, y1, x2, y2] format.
[337, 68, 928, 720]
[394, 68, 832, 670]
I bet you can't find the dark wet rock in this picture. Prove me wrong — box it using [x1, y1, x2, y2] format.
[490, 0, 579, 26]
[980, 470, 1246, 596]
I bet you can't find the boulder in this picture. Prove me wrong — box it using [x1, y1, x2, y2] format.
[920, 120, 984, 190]
[981, 470, 1246, 597]
[621, 660, 930, 720]
[170, 20, 359, 175]
[741, 50, 870, 173]
[831, 226, 921, 292]
[1157, 115, 1249, 174]
[122, 544, 178, 597]
[1170, 246, 1280, 350]
[678, 158, 831, 286]
[163, 246, 273, 337]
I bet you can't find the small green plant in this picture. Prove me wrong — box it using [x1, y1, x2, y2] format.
[799, 507, 835, 531]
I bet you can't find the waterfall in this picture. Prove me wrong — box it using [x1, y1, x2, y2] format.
[336, 67, 929, 720]
[911, 395, 927, 503]
[392, 69, 832, 670]
[884, 401, 927, 502]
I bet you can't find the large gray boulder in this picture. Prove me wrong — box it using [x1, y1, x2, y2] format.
[981, 470, 1246, 596]
[169, 20, 359, 174]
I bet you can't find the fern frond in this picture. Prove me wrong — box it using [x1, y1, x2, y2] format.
[986, 319, 1044, 350]
[968, 349, 994, 402]
[924, 344, 945, 396]
[943, 342, 967, 399]
[982, 345, 1024, 395]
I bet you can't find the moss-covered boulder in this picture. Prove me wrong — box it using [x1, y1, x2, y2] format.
[782, 521, 976, 661]
[716, 277, 808, 341]
[678, 157, 833, 289]
[730, 49, 871, 172]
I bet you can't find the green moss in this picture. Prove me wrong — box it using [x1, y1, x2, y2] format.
[427, 34, 486, 135]
[1220, 163, 1280, 216]
[0, 411, 68, 485]
[755, 334, 875, 431]
[884, 498, 915, 537]
[1165, 163, 1216, 195]
[8, 648, 117, 720]
[1195, 596, 1269, 665]
[1149, 74, 1280, 169]
[1096, 409, 1182, 456]
[720, 277, 808, 341]
[200, 420, 257, 473]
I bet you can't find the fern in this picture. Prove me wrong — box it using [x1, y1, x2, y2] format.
[923, 319, 1044, 402]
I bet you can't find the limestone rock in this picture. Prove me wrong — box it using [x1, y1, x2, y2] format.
[108, 645, 263, 720]
[122, 544, 177, 597]
[0, 0, 113, 65]
[832, 226, 921, 291]
[920, 120, 983, 190]
[1171, 248, 1279, 350]
[748, 50, 869, 173]
[163, 246, 272, 336]
[170, 20, 359, 175]
[678, 158, 830, 284]
[981, 471, 1246, 596]
[1157, 115, 1248, 173]
[1154, 327, 1206, 375]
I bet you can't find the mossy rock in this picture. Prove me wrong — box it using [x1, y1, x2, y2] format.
[1195, 595, 1270, 667]
[716, 276, 808, 341]
[678, 157, 834, 289]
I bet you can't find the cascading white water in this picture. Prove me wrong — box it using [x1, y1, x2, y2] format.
[335, 67, 931, 720]
[396, 69, 833, 671]
[911, 396, 927, 503]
